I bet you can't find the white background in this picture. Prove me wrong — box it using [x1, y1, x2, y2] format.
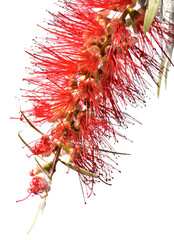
[1, 1, 174, 239]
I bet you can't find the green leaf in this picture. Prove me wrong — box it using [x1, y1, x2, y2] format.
[60, 160, 99, 178]
[157, 6, 174, 96]
[165, 60, 170, 89]
[143, 0, 161, 34]
[157, 55, 172, 97]
[157, 56, 166, 97]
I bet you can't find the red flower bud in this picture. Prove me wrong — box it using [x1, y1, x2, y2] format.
[16, 175, 51, 203]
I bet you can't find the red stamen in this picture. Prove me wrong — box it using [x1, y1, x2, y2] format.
[16, 192, 32, 203]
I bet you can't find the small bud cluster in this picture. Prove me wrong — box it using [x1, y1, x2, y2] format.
[16, 174, 51, 202]
[17, 0, 173, 202]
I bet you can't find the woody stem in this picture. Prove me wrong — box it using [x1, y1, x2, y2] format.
[49, 146, 62, 179]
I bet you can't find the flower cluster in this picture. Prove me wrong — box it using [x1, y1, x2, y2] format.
[17, 0, 173, 202]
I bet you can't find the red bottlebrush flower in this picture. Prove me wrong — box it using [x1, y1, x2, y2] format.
[130, 7, 174, 62]
[103, 22, 146, 100]
[18, 0, 174, 205]
[24, 82, 78, 124]
[137, 16, 174, 64]
[23, 10, 142, 129]
[66, 145, 121, 197]
[69, 0, 134, 11]
[24, 6, 106, 80]
[76, 112, 115, 147]
[16, 175, 51, 202]
[32, 102, 54, 123]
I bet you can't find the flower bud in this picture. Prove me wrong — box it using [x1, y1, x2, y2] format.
[87, 45, 101, 57]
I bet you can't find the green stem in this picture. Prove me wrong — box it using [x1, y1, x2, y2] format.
[121, 8, 140, 23]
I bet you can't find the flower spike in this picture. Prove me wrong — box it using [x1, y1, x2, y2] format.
[16, 0, 174, 232]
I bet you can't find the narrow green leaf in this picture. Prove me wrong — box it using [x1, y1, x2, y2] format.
[165, 60, 170, 89]
[60, 160, 99, 178]
[143, 0, 161, 34]
[20, 109, 44, 135]
[157, 56, 166, 97]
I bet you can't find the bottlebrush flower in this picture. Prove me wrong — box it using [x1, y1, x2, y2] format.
[69, 0, 135, 11]
[17, 0, 174, 207]
[67, 146, 120, 194]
